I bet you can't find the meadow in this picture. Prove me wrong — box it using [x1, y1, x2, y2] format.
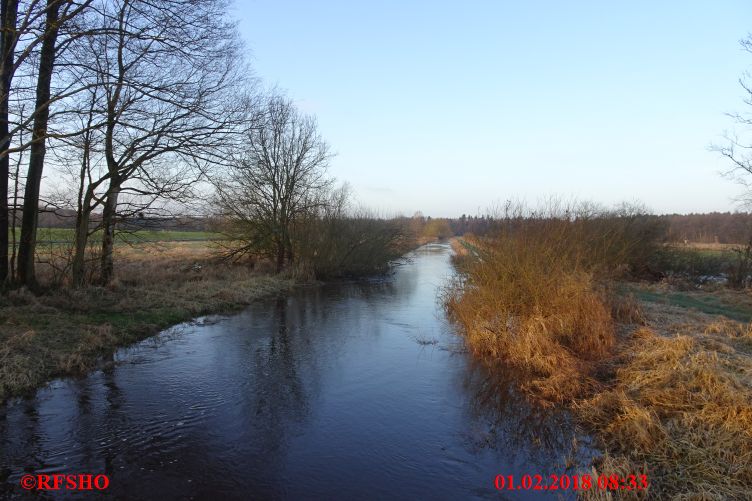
[11, 227, 223, 244]
[0, 231, 290, 401]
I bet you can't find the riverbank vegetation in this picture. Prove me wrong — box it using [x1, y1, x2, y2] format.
[212, 96, 415, 279]
[445, 202, 752, 499]
[0, 241, 292, 401]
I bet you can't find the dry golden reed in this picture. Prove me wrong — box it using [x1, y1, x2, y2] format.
[577, 327, 752, 499]
[445, 204, 633, 401]
[445, 203, 752, 499]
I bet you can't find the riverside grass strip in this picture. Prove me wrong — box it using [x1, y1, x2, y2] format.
[0, 254, 291, 401]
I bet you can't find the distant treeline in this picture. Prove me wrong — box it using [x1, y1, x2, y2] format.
[444, 212, 752, 244]
[26, 209, 752, 245]
[652, 212, 752, 244]
[423, 212, 752, 244]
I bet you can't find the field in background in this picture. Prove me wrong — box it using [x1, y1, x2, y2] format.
[11, 228, 223, 244]
[681, 242, 740, 251]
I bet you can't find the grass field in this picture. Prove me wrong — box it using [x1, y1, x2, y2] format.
[630, 286, 752, 321]
[8, 227, 224, 244]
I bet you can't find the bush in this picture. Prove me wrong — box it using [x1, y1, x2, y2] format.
[292, 202, 416, 279]
[649, 246, 732, 278]
[445, 202, 664, 402]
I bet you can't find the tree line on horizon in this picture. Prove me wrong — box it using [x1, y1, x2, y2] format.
[24, 206, 752, 247]
[443, 212, 752, 245]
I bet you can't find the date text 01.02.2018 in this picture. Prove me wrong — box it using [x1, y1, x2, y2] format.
[494, 473, 649, 492]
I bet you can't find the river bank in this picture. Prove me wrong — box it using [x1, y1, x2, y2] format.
[0, 224, 429, 403]
[0, 254, 292, 401]
[447, 234, 752, 499]
[1, 242, 580, 499]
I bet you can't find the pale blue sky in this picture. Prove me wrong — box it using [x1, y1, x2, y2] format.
[234, 1, 752, 217]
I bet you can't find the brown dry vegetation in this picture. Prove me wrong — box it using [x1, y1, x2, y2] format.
[578, 321, 752, 500]
[445, 208, 752, 499]
[0, 241, 291, 401]
[445, 205, 659, 402]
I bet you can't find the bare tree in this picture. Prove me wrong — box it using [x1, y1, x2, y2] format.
[0, 0, 19, 285]
[37, 0, 248, 285]
[15, 0, 63, 287]
[1, 0, 58, 285]
[716, 35, 752, 205]
[7, 0, 93, 288]
[64, 85, 101, 285]
[215, 95, 331, 272]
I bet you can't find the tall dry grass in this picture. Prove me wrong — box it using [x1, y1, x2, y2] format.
[445, 202, 660, 402]
[445, 202, 752, 498]
[578, 326, 752, 499]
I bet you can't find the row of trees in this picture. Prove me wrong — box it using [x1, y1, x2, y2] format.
[0, 0, 412, 289]
[445, 212, 752, 245]
[1, 0, 252, 289]
[655, 212, 752, 244]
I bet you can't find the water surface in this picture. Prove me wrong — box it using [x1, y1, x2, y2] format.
[1, 243, 590, 499]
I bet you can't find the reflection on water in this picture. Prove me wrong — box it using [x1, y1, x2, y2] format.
[0, 243, 593, 499]
[460, 362, 597, 471]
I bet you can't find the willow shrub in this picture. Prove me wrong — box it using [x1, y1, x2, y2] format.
[445, 202, 666, 402]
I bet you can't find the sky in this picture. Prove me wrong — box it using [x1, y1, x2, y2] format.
[234, 0, 752, 217]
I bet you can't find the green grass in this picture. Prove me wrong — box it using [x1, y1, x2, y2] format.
[0, 268, 290, 402]
[8, 227, 223, 245]
[650, 246, 737, 277]
[631, 287, 752, 322]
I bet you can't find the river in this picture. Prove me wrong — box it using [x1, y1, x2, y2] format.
[0, 243, 591, 499]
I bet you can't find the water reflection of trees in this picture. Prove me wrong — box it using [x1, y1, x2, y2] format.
[245, 296, 309, 456]
[0, 396, 44, 497]
[460, 359, 596, 471]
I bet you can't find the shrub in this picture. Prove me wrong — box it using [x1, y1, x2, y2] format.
[445, 202, 664, 402]
[293, 206, 416, 279]
[649, 246, 733, 279]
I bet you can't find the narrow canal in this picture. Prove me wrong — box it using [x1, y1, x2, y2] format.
[1, 243, 591, 499]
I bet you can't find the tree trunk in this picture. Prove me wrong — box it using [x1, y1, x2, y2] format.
[275, 238, 285, 273]
[286, 234, 294, 265]
[72, 117, 94, 287]
[17, 0, 61, 288]
[71, 189, 93, 287]
[0, 0, 18, 285]
[99, 182, 119, 285]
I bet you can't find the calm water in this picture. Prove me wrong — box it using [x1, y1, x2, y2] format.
[0, 243, 591, 500]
